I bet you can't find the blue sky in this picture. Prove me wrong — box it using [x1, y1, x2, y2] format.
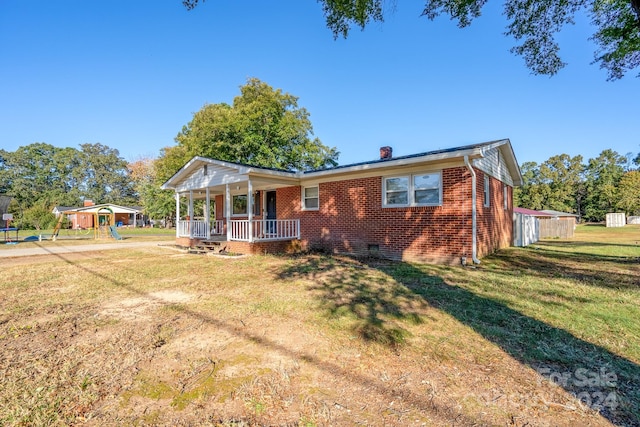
[1, 1, 638, 168]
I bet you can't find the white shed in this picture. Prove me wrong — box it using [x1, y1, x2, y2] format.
[513, 209, 540, 247]
[606, 213, 626, 228]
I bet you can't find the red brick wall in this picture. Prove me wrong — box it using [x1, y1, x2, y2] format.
[227, 239, 302, 255]
[205, 167, 514, 264]
[276, 167, 488, 264]
[475, 171, 514, 258]
[215, 195, 224, 219]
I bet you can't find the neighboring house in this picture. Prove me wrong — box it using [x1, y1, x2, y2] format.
[53, 201, 144, 229]
[161, 139, 523, 264]
[52, 206, 77, 218]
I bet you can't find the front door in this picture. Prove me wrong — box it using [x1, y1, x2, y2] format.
[266, 191, 276, 234]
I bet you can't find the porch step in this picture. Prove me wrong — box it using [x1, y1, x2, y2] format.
[190, 240, 227, 255]
[200, 240, 221, 246]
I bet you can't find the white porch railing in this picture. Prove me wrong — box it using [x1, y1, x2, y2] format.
[210, 220, 224, 235]
[251, 219, 300, 241]
[229, 220, 250, 241]
[178, 220, 209, 239]
[179, 219, 299, 242]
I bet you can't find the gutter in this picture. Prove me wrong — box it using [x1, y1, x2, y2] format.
[464, 155, 481, 264]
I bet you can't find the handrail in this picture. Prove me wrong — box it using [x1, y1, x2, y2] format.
[179, 219, 300, 242]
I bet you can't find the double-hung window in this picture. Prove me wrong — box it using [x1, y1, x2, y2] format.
[484, 175, 491, 207]
[302, 186, 319, 210]
[503, 184, 508, 210]
[383, 172, 442, 207]
[413, 173, 441, 205]
[384, 177, 409, 205]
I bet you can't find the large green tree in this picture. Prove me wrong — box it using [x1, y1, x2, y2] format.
[538, 154, 585, 215]
[514, 161, 546, 210]
[156, 78, 339, 183]
[616, 170, 640, 215]
[514, 155, 585, 215]
[75, 143, 136, 204]
[184, 0, 640, 79]
[129, 157, 177, 226]
[582, 149, 626, 221]
[0, 143, 81, 213]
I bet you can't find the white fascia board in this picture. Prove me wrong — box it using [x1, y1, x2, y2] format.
[245, 168, 298, 180]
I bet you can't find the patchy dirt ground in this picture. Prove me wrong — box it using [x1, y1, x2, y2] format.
[0, 245, 631, 426]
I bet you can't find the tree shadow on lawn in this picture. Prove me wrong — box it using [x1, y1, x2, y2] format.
[278, 254, 640, 427]
[489, 246, 640, 290]
[29, 245, 483, 426]
[538, 241, 640, 251]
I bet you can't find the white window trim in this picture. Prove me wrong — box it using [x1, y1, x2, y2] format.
[302, 185, 319, 211]
[484, 175, 491, 207]
[503, 184, 508, 210]
[231, 194, 248, 217]
[382, 171, 442, 208]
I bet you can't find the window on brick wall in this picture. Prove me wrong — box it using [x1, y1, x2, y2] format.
[232, 195, 247, 215]
[254, 191, 261, 216]
[302, 186, 319, 210]
[383, 172, 441, 207]
[232, 193, 261, 216]
[483, 175, 490, 207]
[503, 184, 508, 210]
[414, 173, 441, 204]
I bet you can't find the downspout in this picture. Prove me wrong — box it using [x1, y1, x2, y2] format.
[464, 155, 481, 264]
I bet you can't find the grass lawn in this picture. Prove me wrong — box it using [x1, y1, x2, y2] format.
[0, 225, 638, 426]
[0, 227, 175, 250]
[9, 226, 175, 240]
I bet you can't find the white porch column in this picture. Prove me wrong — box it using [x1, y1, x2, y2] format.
[247, 179, 253, 242]
[205, 187, 211, 238]
[189, 191, 194, 239]
[175, 192, 180, 238]
[225, 184, 231, 241]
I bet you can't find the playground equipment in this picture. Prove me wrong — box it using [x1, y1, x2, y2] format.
[52, 207, 122, 240]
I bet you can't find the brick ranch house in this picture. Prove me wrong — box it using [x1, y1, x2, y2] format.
[161, 139, 523, 264]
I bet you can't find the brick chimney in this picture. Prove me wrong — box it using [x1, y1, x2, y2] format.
[380, 146, 393, 160]
[83, 200, 95, 207]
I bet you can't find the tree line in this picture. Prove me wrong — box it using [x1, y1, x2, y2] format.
[515, 150, 640, 222]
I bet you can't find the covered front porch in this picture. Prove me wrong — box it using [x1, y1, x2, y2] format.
[163, 157, 302, 248]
